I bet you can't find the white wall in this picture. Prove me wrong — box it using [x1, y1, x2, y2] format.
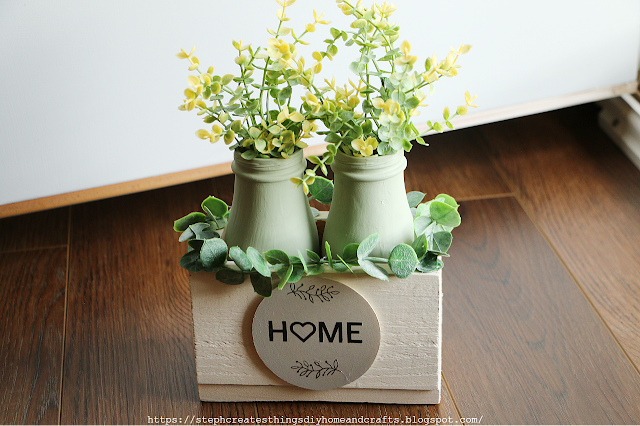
[1, 0, 639, 207]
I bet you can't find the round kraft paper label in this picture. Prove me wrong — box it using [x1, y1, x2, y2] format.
[252, 276, 380, 390]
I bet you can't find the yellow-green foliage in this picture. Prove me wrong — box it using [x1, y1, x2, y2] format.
[176, 0, 477, 193]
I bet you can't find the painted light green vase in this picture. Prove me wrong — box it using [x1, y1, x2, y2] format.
[224, 149, 319, 256]
[322, 150, 414, 258]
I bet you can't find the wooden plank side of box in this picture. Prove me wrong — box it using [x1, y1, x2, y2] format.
[190, 269, 442, 401]
[198, 384, 441, 404]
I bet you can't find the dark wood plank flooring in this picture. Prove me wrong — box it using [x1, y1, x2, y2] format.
[1, 104, 640, 424]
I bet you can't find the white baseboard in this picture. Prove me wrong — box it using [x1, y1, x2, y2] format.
[598, 93, 640, 171]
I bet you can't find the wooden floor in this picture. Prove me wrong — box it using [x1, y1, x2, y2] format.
[2, 104, 640, 425]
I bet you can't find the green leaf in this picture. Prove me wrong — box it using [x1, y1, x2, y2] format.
[298, 250, 309, 273]
[278, 86, 292, 102]
[349, 61, 366, 74]
[430, 201, 461, 227]
[200, 238, 228, 268]
[416, 136, 428, 146]
[180, 250, 201, 272]
[190, 222, 218, 240]
[402, 139, 412, 152]
[216, 268, 246, 285]
[325, 133, 341, 144]
[326, 144, 337, 155]
[178, 227, 195, 242]
[307, 250, 321, 263]
[250, 272, 273, 297]
[405, 96, 420, 109]
[264, 249, 289, 265]
[229, 246, 252, 272]
[188, 239, 204, 251]
[434, 193, 459, 208]
[277, 264, 293, 289]
[414, 215, 433, 236]
[202, 196, 228, 218]
[341, 243, 359, 263]
[388, 244, 419, 278]
[416, 252, 443, 273]
[432, 231, 453, 253]
[288, 265, 304, 284]
[411, 233, 428, 258]
[407, 191, 426, 208]
[325, 241, 333, 268]
[173, 212, 207, 232]
[358, 259, 389, 281]
[307, 264, 324, 275]
[357, 233, 380, 260]
[308, 177, 334, 205]
[247, 247, 271, 277]
[241, 150, 258, 160]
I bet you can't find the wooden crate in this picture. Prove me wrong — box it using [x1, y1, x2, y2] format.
[190, 268, 442, 404]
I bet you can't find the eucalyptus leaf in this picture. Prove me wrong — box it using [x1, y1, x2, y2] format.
[202, 196, 229, 217]
[307, 250, 321, 263]
[216, 268, 246, 285]
[200, 238, 228, 268]
[308, 177, 334, 205]
[357, 233, 380, 260]
[341, 243, 359, 264]
[265, 249, 289, 266]
[174, 212, 207, 232]
[416, 252, 443, 273]
[434, 193, 459, 208]
[414, 215, 433, 236]
[180, 250, 201, 273]
[247, 247, 271, 277]
[325, 241, 333, 268]
[432, 231, 453, 253]
[250, 272, 273, 297]
[388, 244, 418, 279]
[407, 191, 426, 208]
[277, 264, 294, 289]
[411, 233, 428, 259]
[307, 264, 324, 275]
[190, 222, 218, 240]
[179, 227, 196, 242]
[430, 201, 461, 227]
[358, 259, 389, 281]
[188, 239, 204, 251]
[229, 246, 252, 272]
[298, 250, 309, 273]
[288, 265, 304, 284]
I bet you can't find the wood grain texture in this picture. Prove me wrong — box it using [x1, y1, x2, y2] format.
[252, 381, 460, 424]
[0, 207, 68, 253]
[0, 248, 67, 425]
[60, 181, 217, 424]
[404, 129, 511, 201]
[480, 104, 640, 367]
[443, 197, 640, 424]
[191, 270, 442, 391]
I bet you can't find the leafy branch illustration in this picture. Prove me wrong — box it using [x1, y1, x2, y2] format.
[287, 283, 340, 303]
[291, 359, 339, 378]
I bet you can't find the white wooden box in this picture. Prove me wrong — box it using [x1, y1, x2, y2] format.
[190, 268, 442, 404]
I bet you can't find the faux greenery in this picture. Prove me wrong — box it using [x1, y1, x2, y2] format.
[174, 191, 460, 297]
[177, 0, 476, 193]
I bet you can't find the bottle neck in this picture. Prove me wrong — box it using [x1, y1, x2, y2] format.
[330, 150, 407, 182]
[231, 150, 305, 183]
